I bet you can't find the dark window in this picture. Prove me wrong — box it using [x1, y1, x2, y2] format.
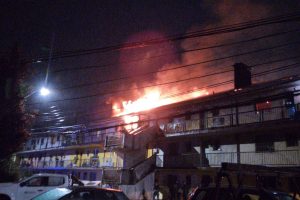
[169, 143, 178, 155]
[286, 139, 298, 147]
[212, 109, 219, 117]
[57, 135, 60, 141]
[212, 144, 221, 151]
[286, 135, 298, 147]
[185, 142, 192, 153]
[255, 136, 274, 152]
[167, 175, 177, 188]
[186, 175, 191, 185]
[185, 113, 191, 120]
[255, 142, 274, 152]
[41, 138, 44, 145]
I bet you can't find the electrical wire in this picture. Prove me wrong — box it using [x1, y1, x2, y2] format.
[52, 28, 300, 73]
[33, 63, 300, 123]
[25, 12, 300, 64]
[27, 39, 300, 105]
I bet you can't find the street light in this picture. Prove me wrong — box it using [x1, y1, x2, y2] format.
[24, 86, 51, 99]
[40, 87, 50, 96]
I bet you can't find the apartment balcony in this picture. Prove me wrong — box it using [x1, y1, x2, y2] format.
[20, 133, 107, 153]
[19, 157, 120, 170]
[162, 105, 300, 140]
[163, 150, 300, 168]
[104, 125, 162, 151]
[206, 150, 300, 167]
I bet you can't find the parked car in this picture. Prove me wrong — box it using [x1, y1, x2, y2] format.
[31, 187, 129, 200]
[188, 186, 294, 200]
[0, 173, 83, 200]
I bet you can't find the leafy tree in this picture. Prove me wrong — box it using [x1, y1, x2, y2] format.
[0, 47, 30, 181]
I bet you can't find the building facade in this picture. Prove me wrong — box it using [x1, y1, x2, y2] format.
[17, 75, 300, 199]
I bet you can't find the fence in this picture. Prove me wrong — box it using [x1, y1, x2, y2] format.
[162, 150, 300, 168]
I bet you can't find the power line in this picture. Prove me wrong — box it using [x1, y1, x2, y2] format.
[26, 12, 300, 64]
[33, 62, 300, 122]
[33, 75, 300, 132]
[27, 39, 300, 105]
[53, 28, 300, 73]
[32, 54, 300, 117]
[57, 39, 300, 91]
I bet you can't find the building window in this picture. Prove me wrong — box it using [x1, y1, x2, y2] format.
[286, 135, 298, 147]
[212, 109, 219, 117]
[255, 142, 274, 152]
[41, 138, 44, 145]
[185, 112, 191, 120]
[186, 175, 191, 185]
[169, 143, 178, 156]
[185, 142, 192, 153]
[57, 135, 60, 141]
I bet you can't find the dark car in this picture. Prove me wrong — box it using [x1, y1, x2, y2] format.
[31, 187, 129, 200]
[188, 186, 294, 200]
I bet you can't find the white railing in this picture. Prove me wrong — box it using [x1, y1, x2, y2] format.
[162, 150, 300, 168]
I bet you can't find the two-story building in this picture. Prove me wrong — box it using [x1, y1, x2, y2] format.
[17, 64, 300, 199]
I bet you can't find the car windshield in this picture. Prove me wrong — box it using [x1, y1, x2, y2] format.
[32, 188, 72, 200]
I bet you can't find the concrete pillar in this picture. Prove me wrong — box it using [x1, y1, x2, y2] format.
[236, 136, 241, 164]
[235, 105, 239, 126]
[200, 143, 208, 167]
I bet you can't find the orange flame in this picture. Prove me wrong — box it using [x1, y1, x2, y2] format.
[113, 88, 209, 132]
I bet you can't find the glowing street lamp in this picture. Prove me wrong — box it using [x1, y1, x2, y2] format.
[24, 86, 51, 99]
[40, 87, 50, 96]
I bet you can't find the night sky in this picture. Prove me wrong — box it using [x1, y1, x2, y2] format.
[1, 0, 300, 129]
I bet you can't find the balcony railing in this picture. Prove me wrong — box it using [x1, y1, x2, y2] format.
[20, 157, 119, 169]
[163, 150, 300, 168]
[207, 150, 300, 167]
[163, 105, 297, 135]
[22, 132, 114, 152]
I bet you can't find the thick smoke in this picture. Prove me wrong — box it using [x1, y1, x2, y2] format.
[113, 0, 300, 109]
[154, 0, 272, 96]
